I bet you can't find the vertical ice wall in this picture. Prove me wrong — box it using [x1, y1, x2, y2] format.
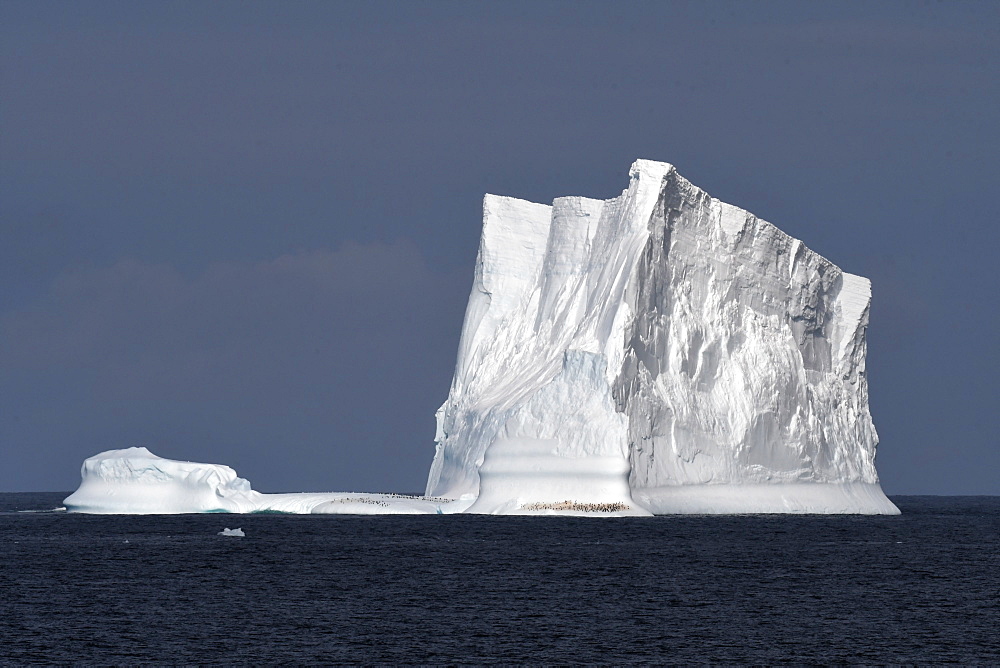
[428, 160, 897, 515]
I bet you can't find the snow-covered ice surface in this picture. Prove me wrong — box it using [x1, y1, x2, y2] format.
[64, 160, 897, 516]
[63, 448, 470, 515]
[63, 448, 258, 514]
[427, 159, 898, 515]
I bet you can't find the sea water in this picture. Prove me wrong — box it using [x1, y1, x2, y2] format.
[1, 494, 997, 664]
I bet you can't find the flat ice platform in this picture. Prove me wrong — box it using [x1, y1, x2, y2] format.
[63, 448, 898, 516]
[62, 448, 474, 515]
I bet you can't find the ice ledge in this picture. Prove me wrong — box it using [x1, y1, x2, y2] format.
[633, 483, 900, 515]
[64, 449, 899, 515]
[63, 448, 473, 515]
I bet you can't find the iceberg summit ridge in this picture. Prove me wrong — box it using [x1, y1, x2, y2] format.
[65, 160, 897, 515]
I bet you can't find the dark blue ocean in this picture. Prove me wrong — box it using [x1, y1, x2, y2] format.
[1, 494, 997, 665]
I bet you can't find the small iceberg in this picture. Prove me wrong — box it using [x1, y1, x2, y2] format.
[62, 447, 461, 515]
[218, 527, 245, 537]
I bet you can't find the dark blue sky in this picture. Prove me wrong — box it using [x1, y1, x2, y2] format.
[2, 1, 997, 494]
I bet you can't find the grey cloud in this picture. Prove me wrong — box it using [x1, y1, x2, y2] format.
[1, 240, 467, 492]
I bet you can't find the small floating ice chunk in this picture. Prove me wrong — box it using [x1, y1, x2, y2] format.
[218, 527, 245, 537]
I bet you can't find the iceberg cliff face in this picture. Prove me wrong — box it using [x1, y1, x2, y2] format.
[427, 159, 898, 514]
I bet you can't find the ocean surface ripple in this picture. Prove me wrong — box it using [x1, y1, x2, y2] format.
[1, 494, 997, 664]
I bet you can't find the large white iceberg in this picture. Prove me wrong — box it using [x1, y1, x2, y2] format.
[427, 159, 898, 515]
[65, 160, 897, 515]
